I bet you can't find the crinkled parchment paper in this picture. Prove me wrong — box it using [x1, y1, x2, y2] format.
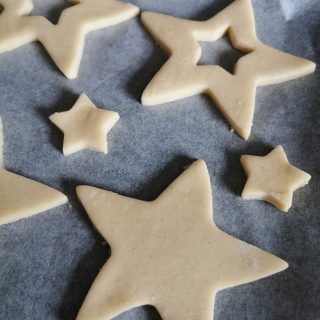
[0, 0, 319, 319]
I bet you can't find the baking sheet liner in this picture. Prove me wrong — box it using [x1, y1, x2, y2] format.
[0, 0, 319, 319]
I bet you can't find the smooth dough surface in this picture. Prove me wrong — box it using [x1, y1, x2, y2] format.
[141, 0, 316, 139]
[76, 160, 288, 320]
[0, 0, 139, 79]
[0, 118, 67, 225]
[240, 145, 311, 212]
[49, 93, 120, 156]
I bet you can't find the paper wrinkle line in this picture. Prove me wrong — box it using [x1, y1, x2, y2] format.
[278, 0, 314, 22]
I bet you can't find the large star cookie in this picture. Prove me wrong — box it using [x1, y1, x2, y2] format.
[49, 93, 120, 155]
[141, 0, 316, 139]
[0, 118, 67, 225]
[76, 160, 288, 320]
[0, 0, 139, 78]
[241, 145, 311, 212]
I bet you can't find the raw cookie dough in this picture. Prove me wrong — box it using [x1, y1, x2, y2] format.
[0, 0, 139, 79]
[240, 145, 311, 212]
[76, 160, 288, 320]
[0, 118, 67, 225]
[49, 93, 120, 155]
[141, 0, 316, 139]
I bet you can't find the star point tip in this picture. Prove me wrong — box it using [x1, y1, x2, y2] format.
[304, 173, 312, 183]
[240, 129, 250, 140]
[274, 256, 289, 273]
[244, 244, 289, 280]
[76, 185, 91, 198]
[240, 189, 250, 199]
[77, 92, 94, 105]
[128, 3, 140, 15]
[236, 130, 250, 140]
[300, 59, 316, 75]
[110, 111, 120, 123]
[48, 113, 58, 123]
[274, 145, 284, 151]
[79, 92, 89, 98]
[184, 159, 208, 173]
[65, 71, 77, 80]
[193, 159, 207, 167]
[57, 192, 69, 205]
[141, 91, 155, 106]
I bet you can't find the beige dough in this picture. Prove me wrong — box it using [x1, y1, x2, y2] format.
[141, 0, 316, 140]
[240, 145, 311, 212]
[0, 0, 139, 79]
[0, 118, 67, 225]
[49, 93, 120, 155]
[76, 160, 288, 320]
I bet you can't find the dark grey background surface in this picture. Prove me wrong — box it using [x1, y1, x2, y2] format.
[0, 0, 319, 319]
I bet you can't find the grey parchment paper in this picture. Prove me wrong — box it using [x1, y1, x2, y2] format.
[0, 0, 319, 319]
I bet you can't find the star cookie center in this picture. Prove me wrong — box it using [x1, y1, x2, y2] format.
[198, 34, 250, 74]
[121, 211, 216, 287]
[250, 162, 296, 194]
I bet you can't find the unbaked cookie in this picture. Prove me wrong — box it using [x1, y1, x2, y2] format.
[240, 145, 311, 212]
[141, 0, 315, 139]
[49, 93, 120, 155]
[76, 160, 288, 320]
[0, 118, 67, 225]
[0, 0, 139, 78]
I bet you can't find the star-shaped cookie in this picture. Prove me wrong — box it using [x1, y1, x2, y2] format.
[76, 160, 288, 320]
[0, 0, 139, 78]
[240, 145, 311, 212]
[49, 93, 120, 155]
[141, 0, 316, 139]
[0, 118, 67, 225]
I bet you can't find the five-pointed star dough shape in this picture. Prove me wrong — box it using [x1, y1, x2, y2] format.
[0, 118, 67, 225]
[140, 0, 316, 139]
[49, 93, 120, 156]
[240, 145, 311, 212]
[0, 0, 139, 79]
[76, 160, 288, 320]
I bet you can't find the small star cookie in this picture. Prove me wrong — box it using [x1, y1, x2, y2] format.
[0, 0, 139, 78]
[140, 0, 316, 139]
[240, 145, 311, 212]
[0, 117, 67, 225]
[76, 160, 288, 320]
[49, 93, 120, 156]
